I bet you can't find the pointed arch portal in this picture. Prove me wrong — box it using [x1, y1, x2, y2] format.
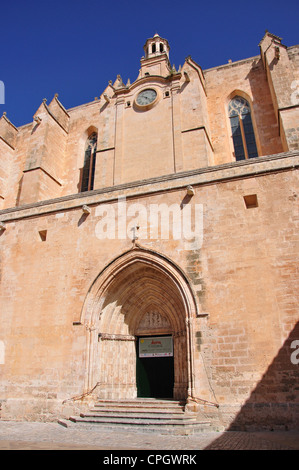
[81, 247, 199, 401]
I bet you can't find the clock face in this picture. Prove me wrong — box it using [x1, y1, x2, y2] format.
[136, 89, 157, 106]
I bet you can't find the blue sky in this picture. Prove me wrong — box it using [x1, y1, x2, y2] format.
[1, 0, 298, 127]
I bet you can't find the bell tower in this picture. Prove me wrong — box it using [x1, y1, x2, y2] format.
[139, 33, 172, 78]
[144, 33, 170, 59]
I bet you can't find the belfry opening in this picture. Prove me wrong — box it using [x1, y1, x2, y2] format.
[82, 248, 197, 402]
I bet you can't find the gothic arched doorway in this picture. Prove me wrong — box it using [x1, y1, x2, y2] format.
[81, 247, 198, 401]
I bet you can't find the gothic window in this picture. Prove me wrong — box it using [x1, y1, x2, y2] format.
[81, 132, 97, 192]
[228, 96, 258, 161]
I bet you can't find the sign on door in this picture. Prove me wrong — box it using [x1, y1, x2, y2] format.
[139, 336, 173, 358]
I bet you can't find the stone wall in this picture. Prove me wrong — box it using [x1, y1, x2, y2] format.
[0, 152, 298, 428]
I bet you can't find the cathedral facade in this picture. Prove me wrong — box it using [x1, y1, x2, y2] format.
[0, 32, 298, 429]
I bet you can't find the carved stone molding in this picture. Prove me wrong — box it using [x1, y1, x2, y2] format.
[98, 333, 136, 342]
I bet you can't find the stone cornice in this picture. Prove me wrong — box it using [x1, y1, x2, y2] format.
[114, 73, 182, 96]
[140, 52, 170, 67]
[0, 151, 298, 222]
[203, 55, 260, 74]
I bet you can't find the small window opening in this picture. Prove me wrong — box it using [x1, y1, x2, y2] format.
[81, 132, 97, 192]
[244, 194, 258, 209]
[160, 43, 164, 53]
[39, 230, 47, 241]
[165, 91, 170, 97]
[152, 44, 156, 53]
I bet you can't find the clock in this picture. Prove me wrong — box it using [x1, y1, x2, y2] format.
[136, 88, 157, 107]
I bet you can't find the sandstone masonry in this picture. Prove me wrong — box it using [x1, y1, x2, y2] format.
[0, 32, 298, 430]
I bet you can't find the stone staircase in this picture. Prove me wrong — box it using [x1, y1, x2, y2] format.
[58, 398, 212, 435]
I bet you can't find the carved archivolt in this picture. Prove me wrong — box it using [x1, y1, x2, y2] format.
[80, 246, 199, 397]
[80, 245, 200, 329]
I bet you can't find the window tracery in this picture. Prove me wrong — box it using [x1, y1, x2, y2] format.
[228, 96, 258, 160]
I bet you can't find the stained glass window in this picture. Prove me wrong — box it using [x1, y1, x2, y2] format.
[228, 97, 258, 161]
[81, 132, 97, 192]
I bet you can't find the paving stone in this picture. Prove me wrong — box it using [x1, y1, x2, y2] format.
[0, 421, 298, 450]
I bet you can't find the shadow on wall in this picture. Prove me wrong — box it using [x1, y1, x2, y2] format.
[205, 321, 299, 448]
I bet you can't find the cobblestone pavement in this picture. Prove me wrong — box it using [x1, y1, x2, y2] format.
[0, 421, 298, 450]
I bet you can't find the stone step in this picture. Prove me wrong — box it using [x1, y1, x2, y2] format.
[88, 407, 185, 415]
[71, 415, 201, 425]
[58, 398, 212, 435]
[79, 412, 195, 421]
[58, 418, 212, 435]
[93, 399, 185, 412]
[94, 398, 185, 407]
